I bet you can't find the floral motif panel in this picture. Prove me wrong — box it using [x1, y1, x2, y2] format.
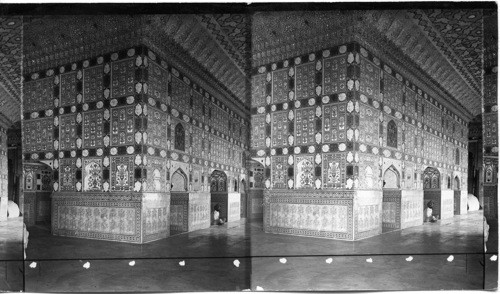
[252, 73, 267, 107]
[484, 113, 498, 147]
[111, 58, 135, 98]
[83, 158, 103, 192]
[191, 127, 203, 158]
[271, 156, 288, 189]
[146, 156, 165, 192]
[322, 153, 345, 189]
[83, 65, 104, 103]
[60, 72, 78, 107]
[295, 62, 316, 100]
[23, 118, 53, 152]
[192, 91, 204, 120]
[59, 158, 77, 191]
[322, 104, 346, 143]
[271, 111, 288, 147]
[110, 156, 135, 191]
[171, 76, 191, 114]
[359, 56, 380, 100]
[272, 69, 289, 104]
[59, 114, 77, 150]
[110, 106, 135, 147]
[24, 78, 54, 112]
[358, 153, 378, 189]
[83, 110, 104, 148]
[295, 107, 316, 145]
[323, 55, 346, 95]
[295, 155, 315, 189]
[148, 60, 168, 104]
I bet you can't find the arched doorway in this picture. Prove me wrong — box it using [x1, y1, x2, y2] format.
[171, 168, 188, 192]
[423, 167, 443, 220]
[453, 176, 461, 215]
[23, 161, 53, 227]
[210, 170, 228, 223]
[382, 165, 401, 232]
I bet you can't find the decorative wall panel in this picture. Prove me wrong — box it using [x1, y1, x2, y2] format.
[60, 72, 78, 107]
[322, 153, 345, 189]
[382, 73, 403, 111]
[251, 114, 266, 148]
[358, 103, 378, 145]
[24, 77, 54, 112]
[110, 106, 135, 146]
[147, 107, 167, 149]
[83, 158, 103, 192]
[295, 107, 316, 145]
[83, 110, 104, 148]
[271, 156, 287, 189]
[145, 157, 165, 192]
[252, 73, 267, 107]
[295, 155, 314, 189]
[59, 114, 77, 150]
[111, 58, 135, 98]
[271, 111, 288, 147]
[83, 65, 104, 103]
[23, 118, 53, 152]
[59, 158, 77, 191]
[170, 76, 191, 114]
[147, 60, 168, 104]
[295, 62, 316, 100]
[110, 156, 135, 191]
[272, 69, 289, 104]
[359, 56, 380, 100]
[322, 55, 346, 95]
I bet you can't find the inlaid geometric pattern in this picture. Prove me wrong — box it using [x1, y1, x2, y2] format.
[295, 107, 316, 145]
[110, 106, 135, 146]
[24, 78, 53, 112]
[271, 111, 288, 147]
[323, 55, 346, 95]
[83, 65, 104, 103]
[192, 91, 204, 119]
[171, 76, 191, 114]
[148, 60, 168, 104]
[59, 114, 77, 150]
[111, 58, 135, 98]
[59, 158, 77, 191]
[295, 62, 316, 100]
[272, 69, 289, 104]
[83, 110, 104, 148]
[252, 73, 267, 107]
[22, 118, 53, 152]
[60, 72, 78, 107]
[322, 104, 346, 143]
[110, 156, 135, 191]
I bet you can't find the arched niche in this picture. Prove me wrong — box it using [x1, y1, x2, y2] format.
[210, 170, 227, 192]
[387, 120, 398, 148]
[174, 123, 185, 152]
[171, 168, 188, 192]
[383, 165, 400, 189]
[454, 176, 460, 191]
[423, 167, 440, 190]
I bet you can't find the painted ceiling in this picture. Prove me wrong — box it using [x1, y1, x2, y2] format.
[0, 9, 493, 126]
[251, 9, 490, 118]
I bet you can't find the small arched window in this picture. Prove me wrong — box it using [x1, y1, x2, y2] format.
[387, 120, 398, 148]
[174, 123, 185, 151]
[455, 148, 460, 165]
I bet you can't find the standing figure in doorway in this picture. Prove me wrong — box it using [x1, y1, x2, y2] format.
[425, 200, 437, 223]
[213, 203, 225, 225]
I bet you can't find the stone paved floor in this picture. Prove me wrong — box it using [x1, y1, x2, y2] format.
[15, 211, 500, 291]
